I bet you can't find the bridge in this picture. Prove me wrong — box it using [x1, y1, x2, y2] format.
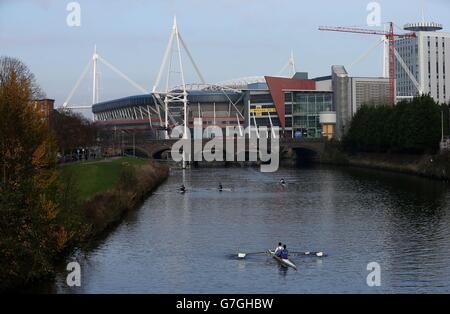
[116, 137, 326, 161]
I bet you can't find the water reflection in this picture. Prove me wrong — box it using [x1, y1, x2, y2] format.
[337, 166, 450, 292]
[35, 166, 450, 293]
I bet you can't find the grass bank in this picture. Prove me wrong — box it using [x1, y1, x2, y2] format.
[320, 142, 450, 181]
[59, 157, 150, 201]
[59, 156, 169, 242]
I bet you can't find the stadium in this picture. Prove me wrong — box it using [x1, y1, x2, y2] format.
[90, 18, 397, 141]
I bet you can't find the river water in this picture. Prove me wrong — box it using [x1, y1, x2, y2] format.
[48, 166, 450, 293]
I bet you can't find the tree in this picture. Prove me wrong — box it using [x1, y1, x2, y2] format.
[344, 95, 441, 154]
[344, 105, 393, 153]
[50, 110, 98, 156]
[392, 95, 440, 153]
[441, 102, 450, 138]
[0, 56, 64, 289]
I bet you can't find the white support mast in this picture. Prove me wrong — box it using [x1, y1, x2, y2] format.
[92, 45, 99, 105]
[173, 16, 189, 170]
[277, 50, 296, 77]
[62, 58, 92, 109]
[63, 46, 149, 115]
[152, 16, 206, 169]
[348, 38, 384, 71]
[290, 50, 296, 76]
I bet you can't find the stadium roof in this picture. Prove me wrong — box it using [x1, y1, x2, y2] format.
[92, 90, 243, 113]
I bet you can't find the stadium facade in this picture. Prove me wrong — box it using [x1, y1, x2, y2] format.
[93, 66, 390, 140]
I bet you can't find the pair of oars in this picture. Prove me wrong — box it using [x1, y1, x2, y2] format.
[237, 251, 326, 259]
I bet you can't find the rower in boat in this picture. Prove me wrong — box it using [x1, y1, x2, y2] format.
[280, 178, 286, 185]
[218, 183, 223, 192]
[267, 244, 297, 270]
[280, 244, 289, 259]
[274, 242, 283, 257]
[179, 184, 186, 193]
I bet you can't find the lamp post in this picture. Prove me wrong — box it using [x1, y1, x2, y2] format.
[121, 130, 124, 156]
[133, 131, 136, 157]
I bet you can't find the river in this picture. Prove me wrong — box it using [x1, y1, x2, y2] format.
[44, 166, 450, 293]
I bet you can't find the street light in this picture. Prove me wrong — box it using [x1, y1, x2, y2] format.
[133, 130, 136, 157]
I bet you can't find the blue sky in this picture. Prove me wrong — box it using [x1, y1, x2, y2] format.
[1, 0, 449, 110]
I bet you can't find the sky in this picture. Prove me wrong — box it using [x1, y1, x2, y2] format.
[1, 0, 449, 112]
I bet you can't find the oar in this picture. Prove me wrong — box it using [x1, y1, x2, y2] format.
[237, 251, 267, 259]
[291, 251, 327, 257]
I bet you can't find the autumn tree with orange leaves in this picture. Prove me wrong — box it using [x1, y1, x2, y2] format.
[0, 56, 67, 290]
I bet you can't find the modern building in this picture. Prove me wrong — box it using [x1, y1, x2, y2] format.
[395, 22, 450, 104]
[245, 75, 334, 139]
[331, 66, 350, 140]
[330, 66, 392, 139]
[349, 77, 391, 114]
[93, 66, 391, 141]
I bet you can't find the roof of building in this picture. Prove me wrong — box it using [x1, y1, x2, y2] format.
[314, 75, 332, 82]
[404, 22, 443, 32]
[332, 65, 348, 78]
[292, 72, 309, 80]
[92, 90, 243, 113]
[92, 94, 155, 113]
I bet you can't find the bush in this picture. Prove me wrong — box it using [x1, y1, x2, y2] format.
[82, 161, 169, 238]
[118, 164, 138, 191]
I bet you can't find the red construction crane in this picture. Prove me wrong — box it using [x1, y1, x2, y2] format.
[319, 22, 416, 104]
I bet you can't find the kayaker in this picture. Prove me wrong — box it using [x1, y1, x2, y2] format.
[281, 244, 289, 259]
[179, 184, 186, 193]
[280, 178, 286, 185]
[274, 242, 283, 257]
[218, 183, 223, 192]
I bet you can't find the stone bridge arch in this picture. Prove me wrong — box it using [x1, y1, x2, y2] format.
[123, 138, 326, 162]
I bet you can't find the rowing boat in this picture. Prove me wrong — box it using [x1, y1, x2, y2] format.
[267, 250, 297, 270]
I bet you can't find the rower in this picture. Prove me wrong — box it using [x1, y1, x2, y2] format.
[218, 183, 223, 192]
[179, 184, 186, 193]
[274, 242, 283, 257]
[280, 178, 286, 185]
[281, 244, 289, 259]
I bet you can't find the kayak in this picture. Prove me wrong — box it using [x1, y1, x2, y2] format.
[267, 250, 297, 270]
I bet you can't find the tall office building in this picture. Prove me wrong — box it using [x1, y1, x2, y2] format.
[395, 22, 450, 104]
[349, 77, 391, 115]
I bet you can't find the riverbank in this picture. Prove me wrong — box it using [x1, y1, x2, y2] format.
[320, 143, 450, 181]
[60, 157, 153, 201]
[3, 157, 169, 291]
[60, 157, 169, 241]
